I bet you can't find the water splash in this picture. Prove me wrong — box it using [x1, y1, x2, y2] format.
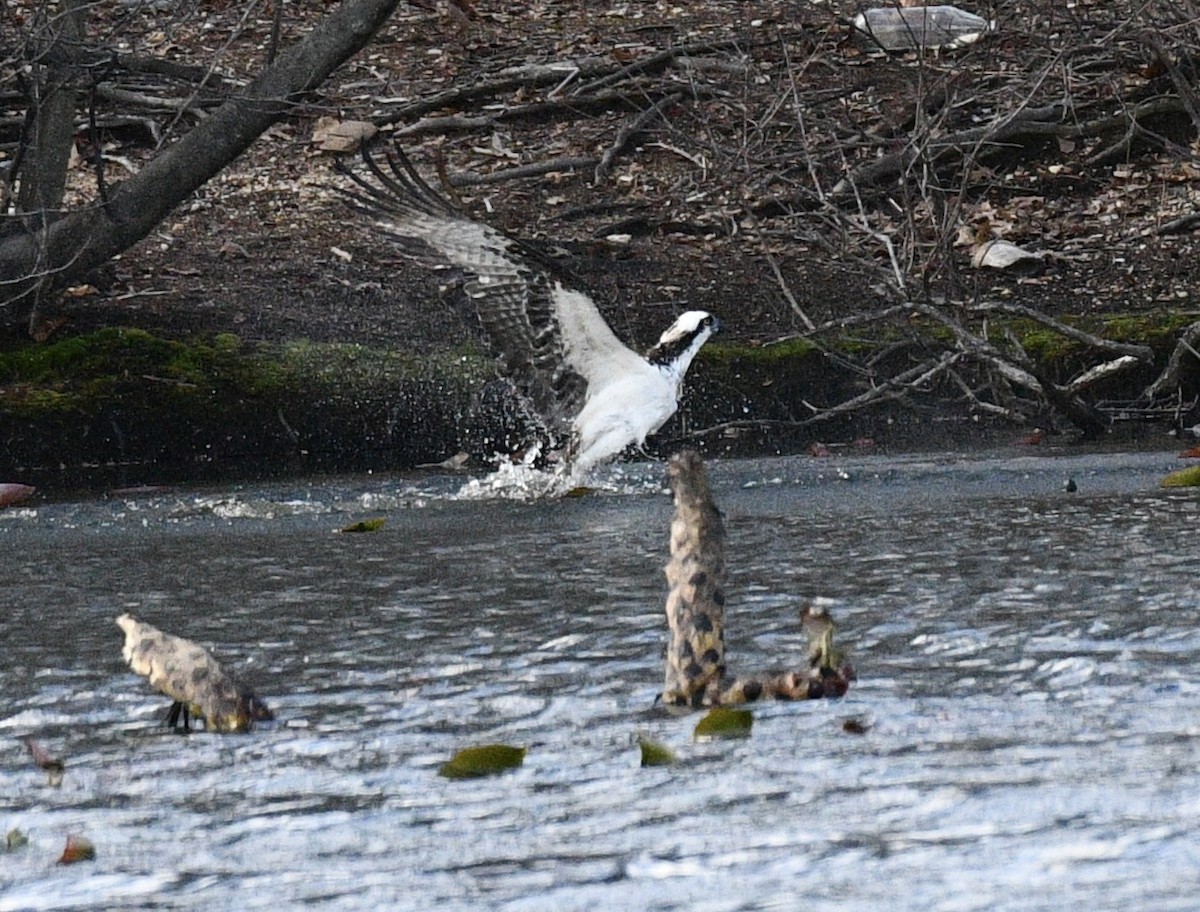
[454, 450, 672, 501]
[455, 447, 574, 501]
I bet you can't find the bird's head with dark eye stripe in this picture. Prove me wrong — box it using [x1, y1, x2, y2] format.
[647, 310, 721, 366]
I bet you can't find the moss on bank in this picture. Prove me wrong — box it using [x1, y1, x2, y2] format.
[0, 313, 1190, 490]
[0, 328, 499, 487]
[1014, 312, 1195, 367]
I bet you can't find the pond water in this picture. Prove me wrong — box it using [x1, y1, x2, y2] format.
[1, 449, 1198, 911]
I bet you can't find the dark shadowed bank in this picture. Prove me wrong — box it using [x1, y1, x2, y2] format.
[0, 309, 1190, 494]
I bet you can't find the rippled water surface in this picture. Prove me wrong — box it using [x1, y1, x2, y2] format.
[2, 450, 1198, 911]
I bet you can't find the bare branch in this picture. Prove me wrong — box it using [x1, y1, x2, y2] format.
[594, 91, 684, 185]
[967, 300, 1155, 363]
[1142, 320, 1200, 402]
[765, 252, 816, 331]
[0, 0, 407, 310]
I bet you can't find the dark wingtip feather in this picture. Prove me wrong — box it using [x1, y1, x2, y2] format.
[332, 140, 459, 223]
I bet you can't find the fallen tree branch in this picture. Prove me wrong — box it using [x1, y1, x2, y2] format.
[967, 300, 1155, 363]
[834, 103, 1067, 194]
[1066, 355, 1141, 393]
[375, 40, 743, 126]
[1158, 211, 1200, 235]
[94, 82, 208, 113]
[775, 303, 911, 341]
[800, 351, 964, 425]
[574, 39, 749, 94]
[1142, 319, 1200, 402]
[834, 97, 1190, 195]
[375, 58, 612, 124]
[676, 354, 964, 441]
[38, 42, 236, 90]
[391, 87, 691, 139]
[448, 155, 598, 186]
[904, 299, 1045, 394]
[1141, 33, 1200, 137]
[947, 367, 1029, 421]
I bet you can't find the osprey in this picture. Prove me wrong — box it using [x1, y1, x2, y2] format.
[336, 147, 720, 477]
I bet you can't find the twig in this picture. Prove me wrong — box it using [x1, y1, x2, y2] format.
[765, 252, 815, 331]
[448, 156, 598, 186]
[594, 91, 684, 184]
[645, 140, 708, 174]
[767, 303, 911, 343]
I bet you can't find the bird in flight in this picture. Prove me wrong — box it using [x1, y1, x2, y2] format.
[336, 146, 720, 479]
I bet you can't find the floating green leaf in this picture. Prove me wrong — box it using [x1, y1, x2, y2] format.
[339, 517, 386, 533]
[5, 828, 28, 852]
[693, 707, 753, 740]
[637, 736, 678, 767]
[439, 744, 526, 779]
[1162, 465, 1200, 488]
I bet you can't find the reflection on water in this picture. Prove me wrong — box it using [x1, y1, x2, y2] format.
[2, 450, 1198, 911]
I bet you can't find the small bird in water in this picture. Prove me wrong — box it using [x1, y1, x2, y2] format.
[115, 614, 272, 734]
[660, 450, 854, 710]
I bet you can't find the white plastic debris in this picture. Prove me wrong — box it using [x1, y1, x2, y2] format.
[853, 5, 995, 51]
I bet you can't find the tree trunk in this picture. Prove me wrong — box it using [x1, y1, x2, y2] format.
[14, 0, 89, 333]
[0, 0, 405, 327]
[15, 0, 87, 222]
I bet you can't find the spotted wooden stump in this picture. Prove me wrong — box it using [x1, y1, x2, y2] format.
[660, 451, 854, 710]
[116, 613, 272, 733]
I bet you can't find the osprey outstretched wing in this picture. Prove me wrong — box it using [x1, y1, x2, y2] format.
[336, 147, 719, 475]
